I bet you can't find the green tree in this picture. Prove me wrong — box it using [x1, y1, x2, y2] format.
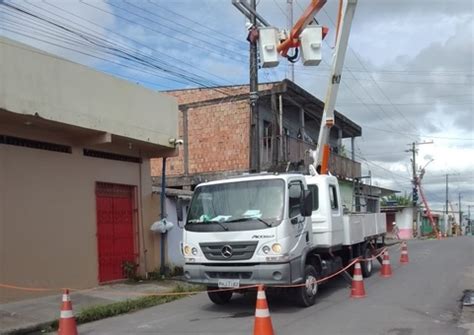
[381, 192, 412, 206]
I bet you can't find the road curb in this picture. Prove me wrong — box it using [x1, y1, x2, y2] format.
[2, 320, 54, 335]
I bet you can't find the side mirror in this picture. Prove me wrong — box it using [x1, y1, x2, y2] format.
[301, 190, 313, 217]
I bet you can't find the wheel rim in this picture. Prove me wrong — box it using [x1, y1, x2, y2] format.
[305, 275, 318, 296]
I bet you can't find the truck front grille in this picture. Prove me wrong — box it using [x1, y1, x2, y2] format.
[199, 241, 258, 261]
[205, 271, 252, 280]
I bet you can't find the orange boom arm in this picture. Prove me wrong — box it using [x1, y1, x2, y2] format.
[277, 0, 328, 57]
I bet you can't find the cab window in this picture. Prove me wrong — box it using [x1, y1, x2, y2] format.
[329, 185, 338, 210]
[308, 185, 319, 211]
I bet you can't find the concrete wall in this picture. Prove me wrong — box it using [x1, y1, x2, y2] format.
[163, 197, 188, 268]
[395, 208, 414, 239]
[0, 125, 160, 303]
[0, 37, 178, 148]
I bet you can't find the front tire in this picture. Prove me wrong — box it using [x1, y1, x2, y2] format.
[294, 265, 319, 307]
[361, 247, 373, 278]
[207, 287, 233, 305]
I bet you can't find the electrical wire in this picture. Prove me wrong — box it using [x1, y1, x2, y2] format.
[1, 1, 240, 96]
[37, 0, 238, 86]
[80, 0, 248, 64]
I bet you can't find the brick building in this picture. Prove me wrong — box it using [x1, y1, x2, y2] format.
[152, 79, 362, 190]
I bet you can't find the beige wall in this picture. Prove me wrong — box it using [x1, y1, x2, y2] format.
[0, 36, 178, 148]
[0, 125, 160, 303]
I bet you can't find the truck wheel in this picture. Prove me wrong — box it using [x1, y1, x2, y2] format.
[295, 265, 319, 307]
[361, 247, 373, 278]
[207, 287, 233, 305]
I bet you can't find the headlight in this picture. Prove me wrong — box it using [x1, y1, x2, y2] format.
[272, 243, 282, 254]
[262, 245, 271, 254]
[191, 247, 198, 255]
[184, 245, 191, 256]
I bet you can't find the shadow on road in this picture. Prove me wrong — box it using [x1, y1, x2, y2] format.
[199, 274, 352, 319]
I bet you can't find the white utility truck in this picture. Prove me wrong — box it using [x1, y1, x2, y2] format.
[182, 173, 386, 306]
[181, 0, 386, 307]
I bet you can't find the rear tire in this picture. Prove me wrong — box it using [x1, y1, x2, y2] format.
[294, 265, 319, 307]
[207, 287, 233, 305]
[361, 247, 373, 278]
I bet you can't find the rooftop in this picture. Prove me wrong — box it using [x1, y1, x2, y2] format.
[0, 37, 179, 157]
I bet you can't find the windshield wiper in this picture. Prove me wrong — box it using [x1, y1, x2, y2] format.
[227, 217, 272, 227]
[211, 220, 229, 231]
[187, 220, 228, 231]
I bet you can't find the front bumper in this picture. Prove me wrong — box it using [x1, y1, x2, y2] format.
[183, 261, 296, 286]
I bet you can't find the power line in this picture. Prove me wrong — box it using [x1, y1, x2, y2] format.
[148, 0, 247, 47]
[272, 0, 290, 19]
[80, 0, 248, 64]
[37, 0, 237, 86]
[2, 1, 241, 95]
[294, 70, 473, 86]
[117, 0, 248, 56]
[363, 125, 474, 141]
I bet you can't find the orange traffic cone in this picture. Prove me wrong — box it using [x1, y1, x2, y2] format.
[58, 289, 78, 335]
[380, 250, 393, 278]
[400, 241, 409, 264]
[350, 261, 366, 298]
[253, 285, 274, 335]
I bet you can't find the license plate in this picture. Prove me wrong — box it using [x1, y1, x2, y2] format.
[218, 279, 240, 289]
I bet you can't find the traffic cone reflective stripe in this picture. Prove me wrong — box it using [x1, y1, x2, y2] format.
[350, 261, 366, 298]
[60, 310, 74, 318]
[253, 285, 274, 335]
[380, 251, 393, 278]
[400, 242, 409, 264]
[58, 289, 78, 335]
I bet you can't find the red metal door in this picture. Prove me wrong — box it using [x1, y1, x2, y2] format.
[96, 183, 136, 283]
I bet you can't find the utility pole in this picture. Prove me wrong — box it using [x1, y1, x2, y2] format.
[249, 0, 260, 172]
[287, 0, 294, 81]
[445, 174, 449, 214]
[468, 205, 473, 235]
[458, 193, 462, 228]
[406, 141, 433, 237]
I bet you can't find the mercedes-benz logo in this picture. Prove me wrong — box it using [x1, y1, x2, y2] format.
[221, 245, 233, 258]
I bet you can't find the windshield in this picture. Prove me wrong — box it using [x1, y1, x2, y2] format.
[185, 179, 284, 231]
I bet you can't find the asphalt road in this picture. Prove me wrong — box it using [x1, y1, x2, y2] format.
[78, 236, 474, 335]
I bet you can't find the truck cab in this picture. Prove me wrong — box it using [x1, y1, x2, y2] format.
[182, 174, 313, 302]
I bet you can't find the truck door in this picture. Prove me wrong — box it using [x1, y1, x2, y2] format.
[288, 180, 310, 255]
[328, 183, 344, 244]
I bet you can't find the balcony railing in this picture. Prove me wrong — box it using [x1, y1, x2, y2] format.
[261, 136, 361, 179]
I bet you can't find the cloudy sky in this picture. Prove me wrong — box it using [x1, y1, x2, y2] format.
[1, 0, 472, 215]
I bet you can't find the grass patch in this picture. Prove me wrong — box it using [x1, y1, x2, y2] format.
[42, 283, 203, 333]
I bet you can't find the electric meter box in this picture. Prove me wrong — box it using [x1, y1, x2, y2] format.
[300, 26, 322, 66]
[258, 27, 280, 68]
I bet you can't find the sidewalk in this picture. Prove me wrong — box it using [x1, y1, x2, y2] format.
[0, 280, 180, 335]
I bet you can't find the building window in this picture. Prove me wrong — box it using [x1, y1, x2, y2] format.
[83, 149, 141, 163]
[0, 135, 72, 154]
